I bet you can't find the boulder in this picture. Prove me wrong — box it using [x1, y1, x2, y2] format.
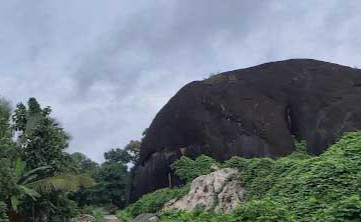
[131, 213, 158, 222]
[163, 168, 245, 213]
[130, 59, 361, 202]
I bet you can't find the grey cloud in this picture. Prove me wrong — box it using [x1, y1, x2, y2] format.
[1, 0, 361, 162]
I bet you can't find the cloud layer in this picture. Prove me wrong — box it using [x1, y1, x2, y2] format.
[1, 0, 361, 162]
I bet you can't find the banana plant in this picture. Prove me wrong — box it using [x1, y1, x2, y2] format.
[8, 158, 95, 213]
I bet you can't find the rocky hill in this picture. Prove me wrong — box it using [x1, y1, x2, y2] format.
[130, 59, 361, 202]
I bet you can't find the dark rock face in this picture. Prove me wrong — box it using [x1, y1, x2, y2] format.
[130, 59, 361, 202]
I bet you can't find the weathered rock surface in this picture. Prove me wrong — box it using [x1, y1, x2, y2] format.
[131, 213, 158, 222]
[130, 59, 361, 202]
[163, 168, 245, 213]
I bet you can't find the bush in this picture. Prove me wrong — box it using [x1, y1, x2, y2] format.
[316, 195, 361, 221]
[157, 199, 295, 222]
[123, 132, 361, 222]
[116, 209, 133, 222]
[231, 199, 296, 222]
[92, 209, 105, 222]
[266, 132, 361, 221]
[172, 155, 219, 182]
[0, 159, 16, 201]
[118, 185, 190, 219]
[158, 210, 230, 222]
[0, 201, 8, 222]
[221, 144, 308, 200]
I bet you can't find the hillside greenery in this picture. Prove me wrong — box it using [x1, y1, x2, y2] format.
[2, 96, 361, 222]
[118, 132, 361, 222]
[116, 185, 190, 221]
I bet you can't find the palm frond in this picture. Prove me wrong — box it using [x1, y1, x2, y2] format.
[14, 158, 26, 177]
[26, 174, 95, 193]
[18, 165, 53, 184]
[18, 185, 41, 200]
[10, 196, 19, 212]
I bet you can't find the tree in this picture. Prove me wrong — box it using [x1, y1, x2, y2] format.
[104, 148, 132, 165]
[94, 161, 130, 208]
[124, 140, 141, 165]
[0, 99, 12, 140]
[94, 141, 141, 208]
[12, 98, 70, 170]
[0, 99, 14, 159]
[12, 103, 27, 132]
[27, 98, 41, 117]
[70, 152, 99, 176]
[0, 97, 95, 221]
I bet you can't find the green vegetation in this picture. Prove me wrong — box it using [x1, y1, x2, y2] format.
[0, 97, 142, 221]
[172, 155, 219, 182]
[117, 186, 190, 221]
[157, 199, 295, 222]
[0, 201, 8, 222]
[69, 141, 140, 209]
[0, 97, 98, 221]
[119, 132, 361, 222]
[203, 71, 237, 83]
[2, 96, 361, 222]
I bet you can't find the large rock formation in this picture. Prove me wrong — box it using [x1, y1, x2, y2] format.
[163, 168, 245, 213]
[130, 59, 361, 202]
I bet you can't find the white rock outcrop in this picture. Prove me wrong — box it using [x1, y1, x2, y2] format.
[163, 168, 245, 213]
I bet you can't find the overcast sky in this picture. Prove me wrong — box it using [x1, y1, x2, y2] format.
[1, 0, 361, 162]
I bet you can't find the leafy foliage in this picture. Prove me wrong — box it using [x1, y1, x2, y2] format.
[316, 195, 361, 221]
[117, 186, 189, 220]
[261, 132, 361, 221]
[70, 141, 140, 209]
[0, 159, 16, 201]
[171, 155, 219, 182]
[157, 199, 296, 222]
[157, 210, 229, 222]
[0, 97, 95, 221]
[13, 98, 70, 170]
[0, 201, 8, 222]
[92, 161, 130, 208]
[126, 132, 361, 222]
[70, 152, 99, 176]
[230, 199, 296, 222]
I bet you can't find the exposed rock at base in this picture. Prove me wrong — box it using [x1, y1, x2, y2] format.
[131, 213, 158, 222]
[130, 59, 361, 202]
[163, 168, 245, 213]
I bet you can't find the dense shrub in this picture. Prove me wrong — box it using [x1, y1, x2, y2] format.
[0, 159, 16, 201]
[266, 132, 361, 221]
[120, 132, 361, 222]
[171, 155, 219, 182]
[316, 195, 361, 221]
[117, 185, 189, 220]
[0, 201, 8, 222]
[231, 199, 296, 222]
[157, 210, 230, 222]
[157, 199, 295, 222]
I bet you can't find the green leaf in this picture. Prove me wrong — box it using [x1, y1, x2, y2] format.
[14, 158, 26, 178]
[26, 174, 95, 193]
[18, 185, 40, 200]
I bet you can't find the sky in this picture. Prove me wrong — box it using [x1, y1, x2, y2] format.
[1, 0, 361, 162]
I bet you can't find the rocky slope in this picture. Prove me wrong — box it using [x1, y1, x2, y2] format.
[163, 168, 245, 213]
[130, 59, 361, 202]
